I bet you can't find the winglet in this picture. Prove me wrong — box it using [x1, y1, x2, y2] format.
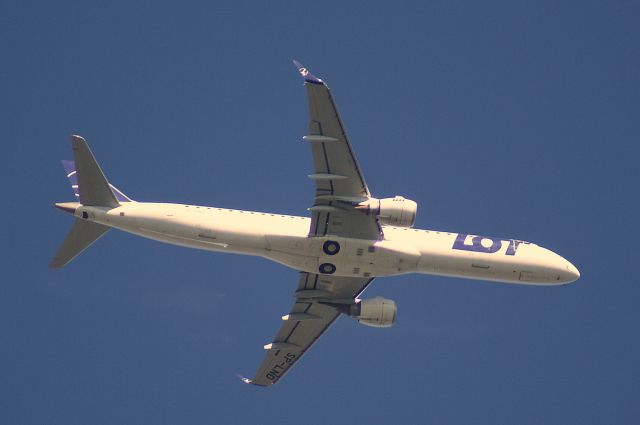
[237, 374, 254, 385]
[292, 60, 324, 84]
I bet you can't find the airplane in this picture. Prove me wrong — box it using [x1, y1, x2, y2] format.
[51, 61, 580, 386]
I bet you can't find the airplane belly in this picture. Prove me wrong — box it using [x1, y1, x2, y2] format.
[97, 205, 270, 256]
[419, 252, 519, 283]
[262, 236, 420, 278]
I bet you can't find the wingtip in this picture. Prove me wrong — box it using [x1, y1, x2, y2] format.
[237, 374, 254, 385]
[71, 134, 86, 142]
[292, 59, 323, 84]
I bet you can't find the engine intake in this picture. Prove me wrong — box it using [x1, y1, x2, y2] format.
[351, 297, 397, 328]
[357, 196, 417, 227]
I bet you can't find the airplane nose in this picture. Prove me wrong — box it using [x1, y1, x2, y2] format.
[562, 261, 580, 283]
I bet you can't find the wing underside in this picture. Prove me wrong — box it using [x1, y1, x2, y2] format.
[295, 61, 382, 241]
[246, 272, 373, 386]
[244, 62, 381, 386]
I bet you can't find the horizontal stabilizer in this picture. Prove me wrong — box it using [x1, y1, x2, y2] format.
[49, 219, 110, 268]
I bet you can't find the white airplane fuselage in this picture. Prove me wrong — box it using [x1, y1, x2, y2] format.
[61, 201, 580, 285]
[51, 60, 582, 387]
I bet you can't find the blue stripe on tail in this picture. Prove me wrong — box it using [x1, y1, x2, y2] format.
[61, 160, 133, 202]
[62, 160, 79, 199]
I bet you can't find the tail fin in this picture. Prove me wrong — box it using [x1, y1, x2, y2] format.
[51, 135, 125, 268]
[62, 160, 132, 202]
[70, 135, 119, 207]
[49, 219, 110, 268]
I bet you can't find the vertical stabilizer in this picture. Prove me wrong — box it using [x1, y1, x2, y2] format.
[71, 135, 119, 207]
[62, 160, 133, 202]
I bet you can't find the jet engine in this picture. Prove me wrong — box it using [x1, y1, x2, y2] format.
[351, 297, 397, 328]
[357, 196, 417, 227]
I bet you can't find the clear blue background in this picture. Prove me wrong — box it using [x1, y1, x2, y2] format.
[2, 1, 638, 424]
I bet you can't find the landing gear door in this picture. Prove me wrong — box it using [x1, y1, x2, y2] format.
[316, 237, 378, 277]
[317, 237, 346, 275]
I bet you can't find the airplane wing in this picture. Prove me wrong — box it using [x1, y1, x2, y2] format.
[294, 61, 382, 241]
[242, 63, 380, 386]
[243, 272, 374, 386]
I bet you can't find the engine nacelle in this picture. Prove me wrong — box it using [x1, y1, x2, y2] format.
[357, 196, 417, 227]
[351, 297, 397, 328]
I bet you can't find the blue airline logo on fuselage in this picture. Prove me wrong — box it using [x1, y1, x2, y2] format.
[452, 234, 525, 256]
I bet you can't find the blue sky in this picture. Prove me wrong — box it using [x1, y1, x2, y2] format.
[2, 1, 639, 424]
